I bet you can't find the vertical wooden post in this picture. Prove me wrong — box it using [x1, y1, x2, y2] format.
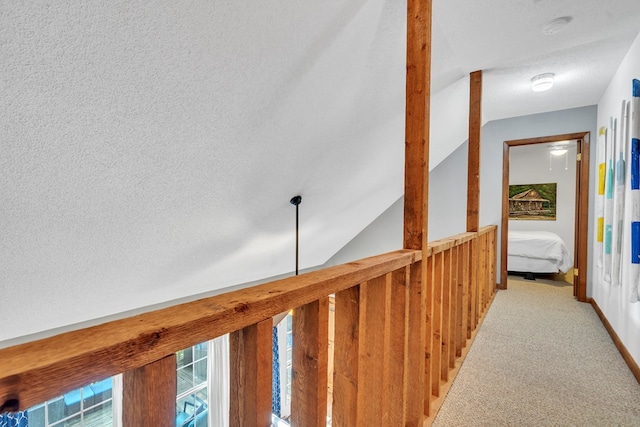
[123, 355, 177, 427]
[467, 70, 482, 233]
[450, 246, 459, 365]
[467, 70, 482, 333]
[332, 286, 362, 427]
[455, 244, 465, 357]
[404, 0, 432, 424]
[424, 253, 434, 417]
[431, 252, 443, 398]
[291, 298, 329, 427]
[468, 238, 478, 334]
[441, 248, 452, 382]
[229, 320, 273, 427]
[386, 269, 408, 425]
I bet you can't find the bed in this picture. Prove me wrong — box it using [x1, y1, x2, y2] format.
[507, 230, 573, 274]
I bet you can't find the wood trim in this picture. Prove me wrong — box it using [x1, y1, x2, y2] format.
[499, 141, 509, 289]
[500, 132, 590, 298]
[0, 249, 420, 411]
[123, 354, 176, 427]
[467, 70, 482, 232]
[588, 299, 640, 384]
[576, 134, 590, 302]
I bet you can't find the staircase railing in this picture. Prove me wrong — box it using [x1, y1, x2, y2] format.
[0, 225, 497, 426]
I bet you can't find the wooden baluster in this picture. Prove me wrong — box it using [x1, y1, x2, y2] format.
[441, 248, 452, 383]
[386, 269, 408, 425]
[468, 238, 477, 335]
[291, 298, 329, 427]
[229, 320, 272, 427]
[424, 254, 434, 416]
[332, 286, 362, 427]
[405, 261, 426, 426]
[455, 244, 465, 358]
[123, 355, 177, 427]
[449, 246, 458, 369]
[463, 241, 471, 340]
[431, 252, 443, 398]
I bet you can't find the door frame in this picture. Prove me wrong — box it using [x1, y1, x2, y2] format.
[500, 131, 590, 302]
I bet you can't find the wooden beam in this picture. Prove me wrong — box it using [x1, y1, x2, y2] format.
[229, 320, 272, 427]
[291, 298, 329, 427]
[123, 355, 176, 427]
[467, 70, 482, 233]
[404, 0, 431, 252]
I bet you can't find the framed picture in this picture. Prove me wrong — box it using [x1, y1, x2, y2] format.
[508, 183, 557, 220]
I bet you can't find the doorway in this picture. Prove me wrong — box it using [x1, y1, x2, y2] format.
[500, 132, 590, 302]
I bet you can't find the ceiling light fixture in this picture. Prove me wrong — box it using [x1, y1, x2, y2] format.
[542, 16, 573, 35]
[531, 73, 554, 92]
[550, 147, 568, 156]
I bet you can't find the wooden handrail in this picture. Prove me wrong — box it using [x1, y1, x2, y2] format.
[0, 249, 420, 411]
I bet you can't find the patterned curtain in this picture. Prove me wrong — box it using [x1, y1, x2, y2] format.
[0, 411, 28, 427]
[272, 325, 281, 417]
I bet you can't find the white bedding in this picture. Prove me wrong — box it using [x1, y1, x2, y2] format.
[507, 230, 573, 273]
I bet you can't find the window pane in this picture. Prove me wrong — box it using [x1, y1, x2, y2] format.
[177, 365, 195, 395]
[50, 413, 81, 427]
[176, 393, 208, 427]
[83, 400, 113, 427]
[28, 404, 46, 427]
[47, 397, 70, 424]
[177, 347, 193, 368]
[194, 359, 207, 385]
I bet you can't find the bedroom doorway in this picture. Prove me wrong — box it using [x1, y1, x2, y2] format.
[500, 132, 590, 302]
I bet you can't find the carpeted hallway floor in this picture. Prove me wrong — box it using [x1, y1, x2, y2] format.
[432, 276, 640, 426]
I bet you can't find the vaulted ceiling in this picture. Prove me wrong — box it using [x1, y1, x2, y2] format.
[2, 0, 640, 344]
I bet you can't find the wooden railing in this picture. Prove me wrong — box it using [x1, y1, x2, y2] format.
[0, 225, 497, 426]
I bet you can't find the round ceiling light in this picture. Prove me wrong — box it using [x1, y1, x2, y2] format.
[531, 73, 554, 92]
[542, 16, 573, 35]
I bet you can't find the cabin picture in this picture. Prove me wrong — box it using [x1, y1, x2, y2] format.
[508, 183, 557, 220]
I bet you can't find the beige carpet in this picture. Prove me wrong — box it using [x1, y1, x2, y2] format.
[432, 277, 640, 426]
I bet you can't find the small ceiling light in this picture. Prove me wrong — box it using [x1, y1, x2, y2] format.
[550, 147, 568, 156]
[542, 16, 573, 35]
[531, 73, 554, 92]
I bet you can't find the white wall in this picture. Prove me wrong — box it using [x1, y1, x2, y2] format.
[594, 31, 640, 367]
[325, 196, 403, 265]
[509, 142, 577, 261]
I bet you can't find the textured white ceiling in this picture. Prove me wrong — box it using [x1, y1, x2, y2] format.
[2, 0, 640, 344]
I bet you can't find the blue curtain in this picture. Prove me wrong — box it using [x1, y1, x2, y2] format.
[0, 411, 28, 427]
[272, 326, 281, 417]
